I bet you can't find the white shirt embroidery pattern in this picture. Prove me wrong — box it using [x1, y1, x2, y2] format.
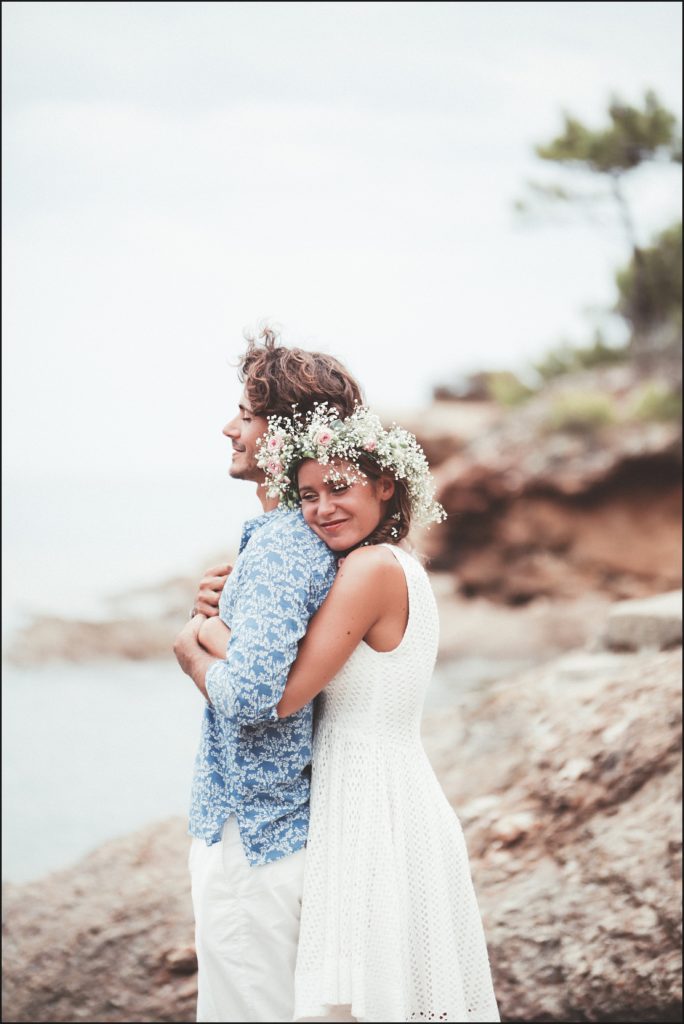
[189, 506, 337, 865]
[294, 544, 500, 1022]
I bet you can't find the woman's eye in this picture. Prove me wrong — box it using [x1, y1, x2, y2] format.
[300, 493, 317, 502]
[332, 484, 349, 494]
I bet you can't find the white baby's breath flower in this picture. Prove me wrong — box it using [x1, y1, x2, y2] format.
[255, 403, 447, 527]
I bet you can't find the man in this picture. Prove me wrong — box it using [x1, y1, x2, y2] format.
[173, 326, 362, 1023]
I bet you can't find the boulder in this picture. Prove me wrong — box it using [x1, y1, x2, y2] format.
[603, 590, 682, 651]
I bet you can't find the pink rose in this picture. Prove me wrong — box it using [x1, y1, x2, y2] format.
[364, 439, 377, 451]
[267, 435, 283, 451]
[267, 459, 282, 475]
[317, 429, 334, 445]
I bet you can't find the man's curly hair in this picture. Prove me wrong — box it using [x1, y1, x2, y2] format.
[238, 323, 363, 420]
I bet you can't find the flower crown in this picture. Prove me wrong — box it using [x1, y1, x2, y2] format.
[255, 403, 447, 529]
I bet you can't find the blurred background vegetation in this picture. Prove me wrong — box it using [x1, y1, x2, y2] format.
[438, 90, 682, 426]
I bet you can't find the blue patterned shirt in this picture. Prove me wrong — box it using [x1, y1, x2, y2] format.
[188, 506, 337, 865]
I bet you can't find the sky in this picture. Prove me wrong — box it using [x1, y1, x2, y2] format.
[2, 1, 682, 480]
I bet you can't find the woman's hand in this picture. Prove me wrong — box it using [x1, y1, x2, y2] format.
[173, 613, 207, 674]
[198, 616, 232, 659]
[173, 613, 217, 702]
[192, 562, 233, 617]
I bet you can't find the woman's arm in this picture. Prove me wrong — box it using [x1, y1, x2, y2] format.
[276, 546, 403, 718]
[197, 615, 232, 658]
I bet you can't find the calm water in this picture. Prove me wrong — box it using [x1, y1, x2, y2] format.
[2, 659, 203, 883]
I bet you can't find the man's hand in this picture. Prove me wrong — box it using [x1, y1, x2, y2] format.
[192, 562, 232, 617]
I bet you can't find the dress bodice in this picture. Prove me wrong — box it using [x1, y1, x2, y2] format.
[314, 544, 440, 746]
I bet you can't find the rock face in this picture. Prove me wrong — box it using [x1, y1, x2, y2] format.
[416, 370, 682, 604]
[2, 645, 681, 1023]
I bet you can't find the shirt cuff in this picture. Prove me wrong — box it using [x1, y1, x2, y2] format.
[204, 661, 281, 723]
[205, 661, 227, 711]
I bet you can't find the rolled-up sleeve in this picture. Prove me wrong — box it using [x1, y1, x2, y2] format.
[205, 530, 312, 724]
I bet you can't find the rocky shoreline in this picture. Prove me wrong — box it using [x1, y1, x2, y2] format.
[3, 593, 681, 1024]
[3, 574, 614, 671]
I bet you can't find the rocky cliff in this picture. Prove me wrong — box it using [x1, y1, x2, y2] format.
[407, 368, 682, 604]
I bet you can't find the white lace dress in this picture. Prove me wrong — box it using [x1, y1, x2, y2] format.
[293, 544, 500, 1023]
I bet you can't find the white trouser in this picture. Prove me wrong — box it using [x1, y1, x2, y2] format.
[189, 815, 306, 1023]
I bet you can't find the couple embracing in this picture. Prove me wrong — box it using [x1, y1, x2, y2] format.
[173, 327, 500, 1024]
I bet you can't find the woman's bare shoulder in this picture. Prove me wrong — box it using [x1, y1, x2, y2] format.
[337, 544, 404, 586]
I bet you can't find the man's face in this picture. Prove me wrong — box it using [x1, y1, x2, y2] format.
[222, 389, 269, 482]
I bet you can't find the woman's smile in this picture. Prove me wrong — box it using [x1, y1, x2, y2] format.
[297, 458, 394, 551]
[319, 518, 349, 532]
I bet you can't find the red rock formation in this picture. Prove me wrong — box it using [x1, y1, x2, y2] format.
[416, 377, 682, 603]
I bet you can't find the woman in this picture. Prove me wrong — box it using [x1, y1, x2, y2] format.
[198, 405, 500, 1023]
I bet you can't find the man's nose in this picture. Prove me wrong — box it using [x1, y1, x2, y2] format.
[223, 416, 239, 438]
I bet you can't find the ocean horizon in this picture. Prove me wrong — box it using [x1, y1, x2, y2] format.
[2, 470, 260, 634]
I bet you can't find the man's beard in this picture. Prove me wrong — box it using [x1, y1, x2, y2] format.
[229, 452, 261, 482]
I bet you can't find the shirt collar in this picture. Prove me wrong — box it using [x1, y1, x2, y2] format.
[238, 504, 292, 554]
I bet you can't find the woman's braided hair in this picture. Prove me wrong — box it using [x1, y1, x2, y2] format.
[350, 455, 412, 547]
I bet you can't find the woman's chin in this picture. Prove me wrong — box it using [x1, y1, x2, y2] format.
[315, 528, 359, 551]
[322, 536, 352, 551]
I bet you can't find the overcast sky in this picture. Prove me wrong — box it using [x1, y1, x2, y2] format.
[3, 1, 682, 479]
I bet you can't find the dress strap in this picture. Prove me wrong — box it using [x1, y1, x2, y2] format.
[380, 542, 414, 572]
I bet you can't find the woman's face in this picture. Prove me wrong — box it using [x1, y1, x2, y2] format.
[297, 459, 394, 551]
